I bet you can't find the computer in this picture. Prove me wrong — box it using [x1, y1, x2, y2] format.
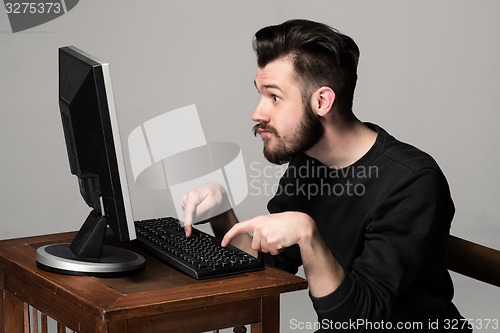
[36, 46, 145, 276]
[36, 46, 263, 278]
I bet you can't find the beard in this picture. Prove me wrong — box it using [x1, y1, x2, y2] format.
[253, 103, 324, 165]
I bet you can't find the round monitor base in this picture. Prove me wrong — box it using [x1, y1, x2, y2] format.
[36, 243, 146, 277]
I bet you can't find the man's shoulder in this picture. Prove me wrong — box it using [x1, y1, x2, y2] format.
[283, 124, 445, 180]
[374, 124, 442, 175]
[382, 137, 440, 173]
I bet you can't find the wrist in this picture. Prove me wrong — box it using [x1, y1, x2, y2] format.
[210, 209, 237, 239]
[295, 214, 344, 297]
[297, 213, 317, 248]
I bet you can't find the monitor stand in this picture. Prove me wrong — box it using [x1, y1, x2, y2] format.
[36, 210, 146, 277]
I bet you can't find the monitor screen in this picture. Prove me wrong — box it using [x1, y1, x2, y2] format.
[36, 46, 144, 276]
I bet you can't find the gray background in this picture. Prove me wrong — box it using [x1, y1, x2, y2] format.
[1, 1, 499, 332]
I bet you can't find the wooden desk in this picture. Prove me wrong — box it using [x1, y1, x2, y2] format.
[0, 231, 307, 333]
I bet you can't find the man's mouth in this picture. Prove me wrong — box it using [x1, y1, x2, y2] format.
[253, 123, 279, 138]
[257, 128, 271, 136]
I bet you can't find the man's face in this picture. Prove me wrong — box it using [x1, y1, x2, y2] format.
[252, 58, 323, 165]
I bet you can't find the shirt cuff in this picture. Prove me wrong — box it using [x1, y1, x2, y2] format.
[309, 272, 354, 315]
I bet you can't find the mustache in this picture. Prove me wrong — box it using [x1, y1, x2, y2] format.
[252, 122, 280, 137]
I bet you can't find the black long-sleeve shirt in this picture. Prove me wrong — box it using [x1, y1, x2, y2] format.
[259, 124, 470, 332]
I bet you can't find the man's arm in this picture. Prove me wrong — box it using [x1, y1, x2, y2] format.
[210, 209, 257, 257]
[181, 183, 344, 296]
[222, 211, 344, 297]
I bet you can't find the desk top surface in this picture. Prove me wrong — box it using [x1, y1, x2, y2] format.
[0, 230, 307, 321]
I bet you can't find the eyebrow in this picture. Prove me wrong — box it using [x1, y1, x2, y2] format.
[254, 80, 284, 93]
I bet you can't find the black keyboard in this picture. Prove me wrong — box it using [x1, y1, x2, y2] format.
[134, 217, 264, 279]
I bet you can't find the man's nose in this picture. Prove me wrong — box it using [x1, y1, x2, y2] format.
[251, 98, 270, 123]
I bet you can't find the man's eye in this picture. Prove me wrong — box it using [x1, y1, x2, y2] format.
[272, 95, 281, 102]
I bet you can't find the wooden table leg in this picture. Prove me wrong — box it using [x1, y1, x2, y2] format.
[1, 290, 25, 333]
[251, 294, 280, 333]
[104, 319, 128, 333]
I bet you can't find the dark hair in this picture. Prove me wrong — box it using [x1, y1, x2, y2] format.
[253, 19, 360, 112]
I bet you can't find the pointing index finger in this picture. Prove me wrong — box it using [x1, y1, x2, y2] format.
[182, 192, 200, 237]
[221, 219, 256, 247]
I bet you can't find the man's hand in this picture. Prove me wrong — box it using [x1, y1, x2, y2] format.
[221, 212, 315, 254]
[222, 211, 344, 297]
[181, 182, 231, 237]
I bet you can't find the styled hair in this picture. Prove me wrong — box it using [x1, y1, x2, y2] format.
[253, 19, 360, 112]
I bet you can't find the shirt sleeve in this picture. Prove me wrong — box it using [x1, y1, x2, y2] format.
[258, 244, 302, 274]
[309, 168, 455, 328]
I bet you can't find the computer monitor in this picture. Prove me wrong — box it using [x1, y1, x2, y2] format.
[36, 46, 145, 276]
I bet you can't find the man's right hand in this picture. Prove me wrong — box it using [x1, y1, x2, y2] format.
[181, 182, 231, 237]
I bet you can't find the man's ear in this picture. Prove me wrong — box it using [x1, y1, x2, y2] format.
[311, 86, 335, 117]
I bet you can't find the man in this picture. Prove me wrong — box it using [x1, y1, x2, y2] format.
[182, 19, 470, 332]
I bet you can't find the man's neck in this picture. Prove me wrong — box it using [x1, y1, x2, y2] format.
[305, 117, 377, 169]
